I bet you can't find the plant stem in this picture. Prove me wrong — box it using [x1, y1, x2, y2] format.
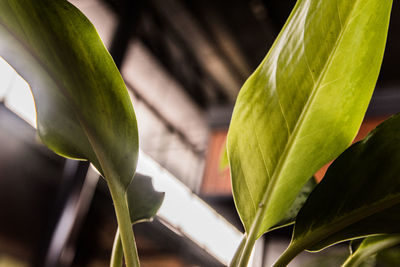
[272, 242, 303, 267]
[236, 217, 260, 266]
[236, 197, 269, 266]
[230, 235, 247, 267]
[110, 229, 123, 267]
[108, 179, 140, 267]
[341, 254, 360, 267]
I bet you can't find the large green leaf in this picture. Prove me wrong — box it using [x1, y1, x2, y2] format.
[0, 0, 138, 189]
[343, 234, 400, 267]
[274, 114, 400, 266]
[227, 0, 392, 240]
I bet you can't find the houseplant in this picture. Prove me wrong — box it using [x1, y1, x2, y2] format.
[0, 0, 397, 266]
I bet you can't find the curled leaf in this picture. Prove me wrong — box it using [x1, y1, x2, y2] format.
[126, 173, 165, 225]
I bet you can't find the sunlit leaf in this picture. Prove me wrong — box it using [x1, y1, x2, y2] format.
[228, 0, 393, 240]
[343, 234, 400, 267]
[275, 114, 400, 266]
[0, 0, 138, 189]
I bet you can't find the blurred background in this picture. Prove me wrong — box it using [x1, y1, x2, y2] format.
[0, 0, 399, 266]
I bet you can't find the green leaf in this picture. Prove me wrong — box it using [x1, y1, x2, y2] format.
[0, 3, 140, 264]
[126, 173, 165, 225]
[343, 234, 400, 267]
[274, 114, 400, 266]
[227, 0, 393, 243]
[0, 0, 138, 190]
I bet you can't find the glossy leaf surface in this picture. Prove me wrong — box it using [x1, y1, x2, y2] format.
[0, 0, 138, 189]
[343, 234, 400, 267]
[276, 114, 400, 266]
[228, 0, 392, 237]
[127, 173, 165, 225]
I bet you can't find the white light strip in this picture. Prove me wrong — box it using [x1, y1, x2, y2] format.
[137, 151, 243, 265]
[0, 57, 253, 266]
[0, 58, 36, 128]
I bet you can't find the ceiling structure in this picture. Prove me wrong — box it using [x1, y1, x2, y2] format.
[103, 0, 400, 112]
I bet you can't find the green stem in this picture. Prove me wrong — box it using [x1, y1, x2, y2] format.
[108, 179, 140, 267]
[236, 224, 258, 266]
[272, 242, 304, 267]
[110, 229, 123, 267]
[230, 235, 247, 267]
[237, 199, 268, 266]
[341, 254, 361, 267]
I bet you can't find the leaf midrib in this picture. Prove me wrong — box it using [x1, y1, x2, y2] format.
[257, 0, 359, 229]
